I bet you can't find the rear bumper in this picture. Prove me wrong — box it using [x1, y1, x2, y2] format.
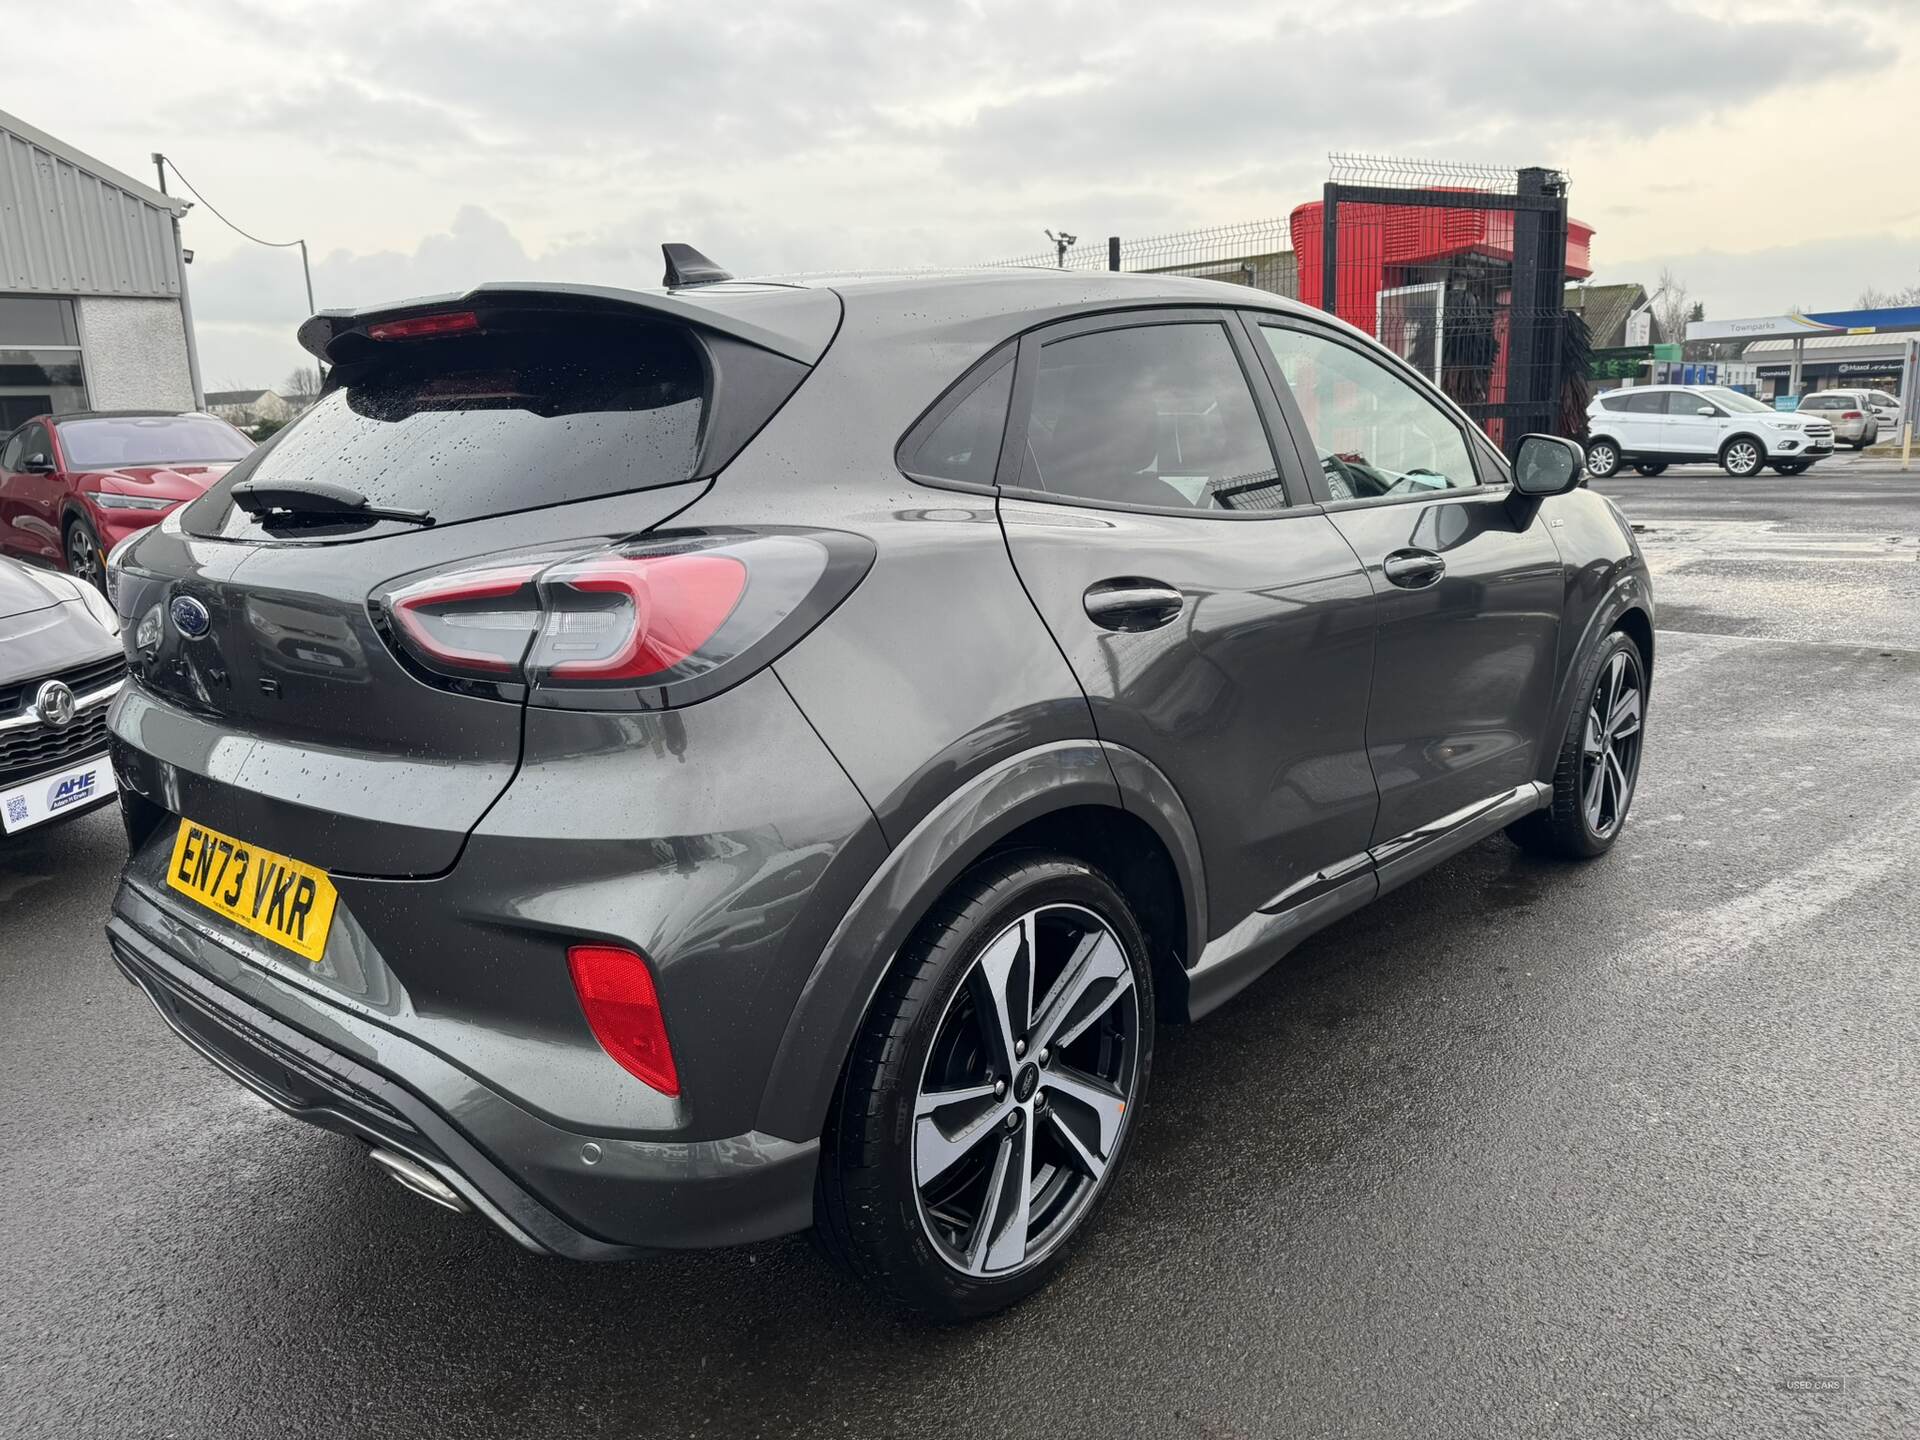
[106, 882, 820, 1258]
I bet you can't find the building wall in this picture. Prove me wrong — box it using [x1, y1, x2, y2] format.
[76, 297, 194, 410]
[0, 110, 183, 299]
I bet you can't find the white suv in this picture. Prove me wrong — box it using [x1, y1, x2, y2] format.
[1585, 385, 1835, 478]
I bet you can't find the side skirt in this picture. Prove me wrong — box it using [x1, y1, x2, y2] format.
[1178, 781, 1550, 1022]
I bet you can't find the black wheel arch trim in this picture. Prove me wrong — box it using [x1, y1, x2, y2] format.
[753, 737, 1205, 1143]
[1535, 577, 1655, 789]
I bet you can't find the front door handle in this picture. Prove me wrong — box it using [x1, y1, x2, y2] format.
[1083, 578, 1184, 632]
[1381, 548, 1446, 590]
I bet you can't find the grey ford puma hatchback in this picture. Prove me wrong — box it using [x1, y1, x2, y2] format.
[105, 253, 1651, 1320]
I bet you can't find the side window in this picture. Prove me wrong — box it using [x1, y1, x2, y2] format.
[1623, 391, 1666, 414]
[1258, 324, 1478, 504]
[18, 423, 50, 464]
[1599, 392, 1631, 412]
[1675, 392, 1716, 416]
[1016, 322, 1285, 512]
[0, 431, 21, 471]
[902, 359, 1013, 486]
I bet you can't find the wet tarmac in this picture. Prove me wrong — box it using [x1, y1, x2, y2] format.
[5, 460, 1917, 1437]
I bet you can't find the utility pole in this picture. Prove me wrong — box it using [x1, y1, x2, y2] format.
[152, 154, 206, 410]
[1901, 337, 1917, 471]
[153, 153, 324, 386]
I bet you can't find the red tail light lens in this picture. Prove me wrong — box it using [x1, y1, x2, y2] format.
[376, 529, 873, 708]
[1840, 410, 1863, 420]
[367, 310, 481, 341]
[388, 562, 545, 677]
[567, 944, 679, 1096]
[538, 553, 747, 681]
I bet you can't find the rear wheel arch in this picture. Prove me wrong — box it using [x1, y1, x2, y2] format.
[1537, 585, 1654, 788]
[1613, 604, 1654, 677]
[754, 741, 1202, 1143]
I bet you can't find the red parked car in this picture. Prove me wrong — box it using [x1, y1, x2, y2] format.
[0, 411, 254, 590]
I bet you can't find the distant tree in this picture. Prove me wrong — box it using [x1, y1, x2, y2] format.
[1858, 279, 1920, 309]
[249, 417, 291, 442]
[281, 364, 323, 404]
[1653, 268, 1692, 346]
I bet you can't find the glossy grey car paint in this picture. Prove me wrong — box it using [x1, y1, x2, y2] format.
[104, 269, 1652, 1258]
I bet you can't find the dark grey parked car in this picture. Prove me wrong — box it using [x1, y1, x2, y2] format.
[104, 256, 1652, 1320]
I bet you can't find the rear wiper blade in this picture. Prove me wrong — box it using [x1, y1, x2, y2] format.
[230, 479, 434, 527]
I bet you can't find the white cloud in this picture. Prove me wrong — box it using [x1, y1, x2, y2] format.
[12, 0, 1917, 384]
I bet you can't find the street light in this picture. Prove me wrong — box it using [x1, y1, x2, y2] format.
[1045, 229, 1078, 269]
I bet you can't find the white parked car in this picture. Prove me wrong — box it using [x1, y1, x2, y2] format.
[1585, 385, 1835, 478]
[1799, 389, 1895, 448]
[1865, 390, 1905, 438]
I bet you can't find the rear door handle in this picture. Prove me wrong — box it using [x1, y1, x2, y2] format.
[1381, 549, 1446, 590]
[1083, 578, 1184, 632]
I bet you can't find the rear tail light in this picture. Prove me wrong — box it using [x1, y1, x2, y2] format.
[1840, 410, 1864, 420]
[567, 944, 678, 1096]
[377, 529, 872, 709]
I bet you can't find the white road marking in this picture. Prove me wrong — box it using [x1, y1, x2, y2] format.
[1624, 789, 1920, 977]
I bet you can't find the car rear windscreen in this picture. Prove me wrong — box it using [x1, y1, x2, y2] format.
[190, 323, 707, 532]
[61, 415, 253, 468]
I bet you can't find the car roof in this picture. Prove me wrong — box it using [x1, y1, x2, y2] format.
[299, 268, 1334, 368]
[808, 266, 1324, 321]
[50, 410, 209, 423]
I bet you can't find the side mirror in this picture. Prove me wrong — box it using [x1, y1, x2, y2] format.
[1696, 406, 1716, 417]
[20, 452, 55, 474]
[1514, 434, 1584, 496]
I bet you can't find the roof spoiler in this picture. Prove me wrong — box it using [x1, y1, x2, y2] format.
[295, 280, 827, 366]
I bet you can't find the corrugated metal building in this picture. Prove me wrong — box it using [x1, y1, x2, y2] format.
[0, 108, 200, 428]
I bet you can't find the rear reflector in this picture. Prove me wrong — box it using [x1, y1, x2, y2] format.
[567, 945, 679, 1096]
[367, 310, 481, 341]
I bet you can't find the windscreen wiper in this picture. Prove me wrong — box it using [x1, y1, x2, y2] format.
[230, 478, 434, 526]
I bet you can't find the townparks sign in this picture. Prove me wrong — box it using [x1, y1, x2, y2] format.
[1686, 305, 1920, 342]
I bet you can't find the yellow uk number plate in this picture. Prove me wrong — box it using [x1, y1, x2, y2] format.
[165, 819, 338, 963]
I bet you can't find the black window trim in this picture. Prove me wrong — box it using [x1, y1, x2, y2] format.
[894, 341, 1017, 497]
[992, 305, 1318, 522]
[16, 421, 52, 468]
[1243, 310, 1508, 512]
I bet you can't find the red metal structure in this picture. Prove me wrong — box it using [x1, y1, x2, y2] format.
[1289, 195, 1593, 330]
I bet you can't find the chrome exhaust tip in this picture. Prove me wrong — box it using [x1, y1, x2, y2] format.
[369, 1148, 471, 1214]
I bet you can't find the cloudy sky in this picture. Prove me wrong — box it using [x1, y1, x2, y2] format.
[11, 0, 1919, 387]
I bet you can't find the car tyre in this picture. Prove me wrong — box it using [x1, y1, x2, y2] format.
[1585, 439, 1621, 478]
[1633, 462, 1667, 476]
[815, 851, 1154, 1322]
[64, 514, 107, 593]
[1508, 629, 1647, 861]
[1719, 436, 1764, 477]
